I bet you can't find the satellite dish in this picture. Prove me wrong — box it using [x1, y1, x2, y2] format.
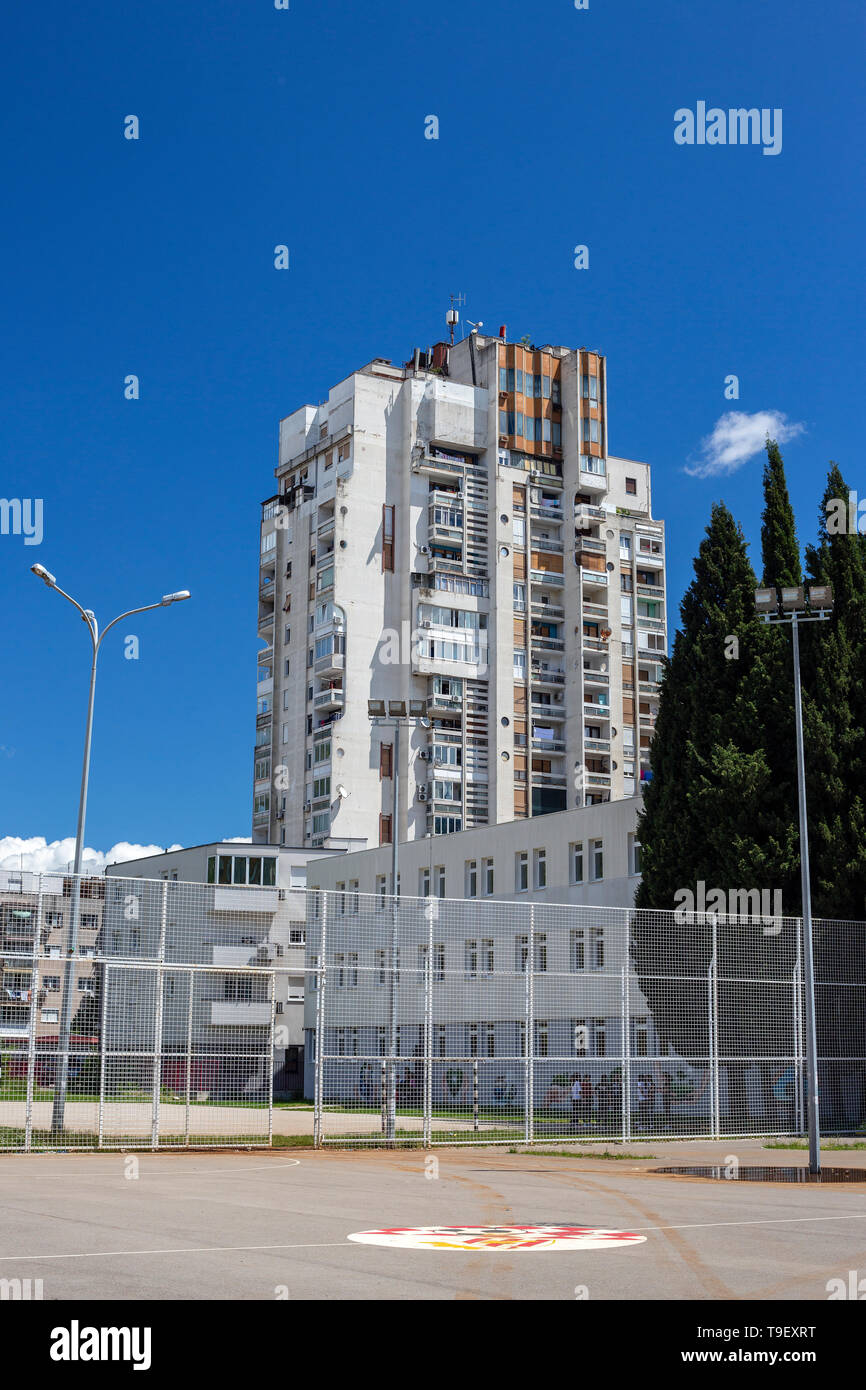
[336, 785, 349, 799]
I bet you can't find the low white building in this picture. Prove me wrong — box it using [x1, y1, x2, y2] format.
[106, 841, 355, 1096]
[305, 797, 643, 907]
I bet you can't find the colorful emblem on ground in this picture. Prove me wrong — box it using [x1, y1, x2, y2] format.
[347, 1224, 646, 1251]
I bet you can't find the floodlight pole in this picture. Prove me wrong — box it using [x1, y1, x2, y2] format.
[790, 611, 821, 1175]
[758, 592, 830, 1175]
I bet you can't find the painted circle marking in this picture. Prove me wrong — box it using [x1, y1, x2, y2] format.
[347, 1224, 647, 1251]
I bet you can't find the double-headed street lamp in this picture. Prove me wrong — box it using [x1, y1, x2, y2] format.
[755, 582, 833, 1174]
[367, 698, 430, 1142]
[31, 564, 190, 1133]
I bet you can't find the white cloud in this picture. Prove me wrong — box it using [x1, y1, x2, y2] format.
[0, 836, 183, 874]
[686, 411, 805, 478]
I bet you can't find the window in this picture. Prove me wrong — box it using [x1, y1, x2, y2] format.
[376, 875, 387, 905]
[533, 848, 547, 889]
[535, 1020, 549, 1057]
[419, 867, 430, 897]
[482, 858, 494, 896]
[41, 1008, 59, 1024]
[535, 933, 547, 972]
[349, 880, 359, 913]
[629, 833, 642, 875]
[464, 939, 478, 978]
[515, 935, 529, 972]
[571, 842, 584, 883]
[379, 814, 392, 845]
[379, 742, 393, 779]
[465, 861, 478, 898]
[591, 926, 604, 969]
[571, 929, 585, 971]
[313, 776, 330, 799]
[515, 851, 528, 892]
[625, 477, 637, 495]
[435, 866, 446, 899]
[481, 938, 494, 974]
[551, 421, 562, 447]
[551, 378, 561, 405]
[43, 976, 60, 992]
[382, 504, 395, 572]
[591, 839, 604, 881]
[375, 949, 386, 985]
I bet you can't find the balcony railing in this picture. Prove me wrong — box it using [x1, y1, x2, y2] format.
[529, 569, 564, 587]
[313, 687, 344, 712]
[530, 666, 565, 686]
[584, 703, 611, 719]
[580, 568, 608, 587]
[531, 702, 566, 719]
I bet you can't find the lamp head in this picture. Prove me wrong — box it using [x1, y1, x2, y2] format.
[31, 564, 56, 587]
[161, 590, 191, 605]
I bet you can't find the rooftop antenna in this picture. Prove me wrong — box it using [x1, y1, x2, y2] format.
[446, 292, 465, 345]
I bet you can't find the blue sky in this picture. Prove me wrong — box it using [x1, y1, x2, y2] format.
[1, 0, 863, 862]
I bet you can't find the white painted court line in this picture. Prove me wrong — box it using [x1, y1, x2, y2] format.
[1, 1210, 866, 1263]
[0, 1159, 301, 1180]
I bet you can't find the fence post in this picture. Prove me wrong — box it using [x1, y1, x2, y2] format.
[621, 962, 630, 1144]
[424, 904, 433, 1149]
[473, 1059, 479, 1132]
[150, 880, 168, 1151]
[708, 916, 720, 1140]
[794, 922, 804, 1135]
[267, 970, 276, 1149]
[525, 904, 535, 1145]
[97, 963, 109, 1149]
[313, 891, 327, 1149]
[23, 874, 43, 1153]
[184, 968, 193, 1147]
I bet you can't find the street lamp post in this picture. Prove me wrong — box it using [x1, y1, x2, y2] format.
[755, 583, 833, 1175]
[367, 698, 430, 1143]
[30, 564, 190, 1133]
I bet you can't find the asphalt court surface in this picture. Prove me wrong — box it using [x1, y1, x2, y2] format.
[1, 1140, 865, 1300]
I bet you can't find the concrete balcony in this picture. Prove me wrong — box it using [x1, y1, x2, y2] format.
[584, 703, 611, 720]
[637, 583, 665, 598]
[574, 503, 606, 525]
[575, 535, 606, 556]
[530, 666, 565, 687]
[529, 569, 564, 588]
[583, 669, 609, 686]
[531, 702, 565, 720]
[212, 888, 279, 914]
[530, 633, 565, 651]
[427, 692, 463, 715]
[314, 651, 345, 677]
[532, 737, 565, 753]
[578, 469, 608, 493]
[313, 687, 344, 713]
[530, 600, 564, 620]
[530, 504, 563, 522]
[584, 737, 611, 753]
[580, 568, 608, 587]
[210, 1001, 271, 1027]
[636, 550, 664, 568]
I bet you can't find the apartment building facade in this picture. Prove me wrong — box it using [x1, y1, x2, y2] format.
[0, 870, 102, 1050]
[254, 328, 666, 852]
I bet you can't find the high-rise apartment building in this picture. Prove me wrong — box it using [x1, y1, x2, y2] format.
[253, 327, 666, 850]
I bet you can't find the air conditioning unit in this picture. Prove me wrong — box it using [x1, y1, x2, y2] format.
[422, 620, 432, 629]
[417, 786, 429, 802]
[419, 544, 430, 556]
[418, 749, 431, 761]
[304, 800, 312, 812]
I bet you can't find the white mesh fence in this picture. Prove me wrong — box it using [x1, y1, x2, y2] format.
[2, 874, 863, 1150]
[308, 890, 866, 1146]
[0, 871, 305, 1151]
